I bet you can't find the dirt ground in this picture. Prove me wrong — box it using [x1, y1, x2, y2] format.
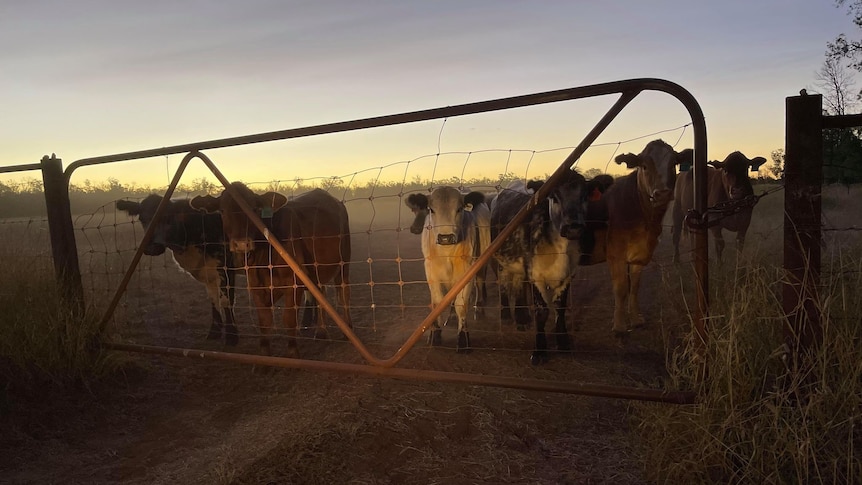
[0, 197, 692, 484]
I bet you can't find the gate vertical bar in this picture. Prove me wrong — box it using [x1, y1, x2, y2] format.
[783, 92, 822, 365]
[41, 154, 85, 315]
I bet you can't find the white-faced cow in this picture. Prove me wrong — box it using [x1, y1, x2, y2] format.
[580, 139, 693, 338]
[671, 151, 767, 262]
[117, 195, 239, 346]
[191, 183, 351, 358]
[490, 170, 595, 365]
[405, 187, 491, 352]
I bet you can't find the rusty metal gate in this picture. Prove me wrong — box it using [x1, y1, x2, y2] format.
[38, 78, 713, 404]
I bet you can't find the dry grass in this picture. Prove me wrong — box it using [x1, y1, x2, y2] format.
[634, 233, 862, 483]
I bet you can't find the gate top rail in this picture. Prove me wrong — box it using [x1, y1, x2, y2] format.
[64, 78, 706, 179]
[0, 163, 42, 175]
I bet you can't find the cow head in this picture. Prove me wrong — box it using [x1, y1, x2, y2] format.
[545, 169, 589, 240]
[405, 193, 430, 235]
[425, 187, 477, 245]
[709, 151, 767, 200]
[615, 139, 693, 206]
[190, 182, 287, 253]
[117, 194, 174, 256]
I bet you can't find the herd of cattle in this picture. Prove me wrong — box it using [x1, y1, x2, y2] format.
[116, 139, 766, 365]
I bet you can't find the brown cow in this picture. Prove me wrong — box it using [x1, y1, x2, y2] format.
[580, 139, 693, 337]
[191, 183, 351, 357]
[671, 151, 767, 262]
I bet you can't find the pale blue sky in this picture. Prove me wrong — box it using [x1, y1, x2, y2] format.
[1, 1, 857, 188]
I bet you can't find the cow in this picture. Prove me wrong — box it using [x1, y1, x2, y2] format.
[404, 187, 491, 352]
[490, 169, 595, 365]
[116, 195, 239, 346]
[671, 151, 767, 262]
[580, 139, 694, 338]
[190, 183, 351, 358]
[406, 189, 492, 317]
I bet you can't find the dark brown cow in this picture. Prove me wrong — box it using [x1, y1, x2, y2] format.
[117, 195, 239, 346]
[191, 183, 351, 357]
[671, 151, 767, 262]
[580, 139, 693, 337]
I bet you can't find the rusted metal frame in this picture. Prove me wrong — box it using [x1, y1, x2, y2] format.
[103, 341, 696, 404]
[63, 78, 706, 179]
[0, 163, 42, 174]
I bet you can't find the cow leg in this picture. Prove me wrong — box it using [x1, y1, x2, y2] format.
[736, 229, 747, 256]
[312, 290, 330, 340]
[628, 264, 646, 329]
[454, 284, 472, 353]
[608, 259, 630, 337]
[513, 279, 533, 331]
[553, 283, 572, 352]
[473, 274, 487, 321]
[282, 288, 303, 359]
[250, 288, 275, 356]
[530, 285, 551, 365]
[712, 227, 725, 262]
[207, 304, 224, 340]
[427, 282, 445, 346]
[223, 282, 239, 347]
[336, 269, 353, 329]
[499, 285, 513, 321]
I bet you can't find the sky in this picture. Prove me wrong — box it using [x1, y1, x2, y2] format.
[1, 1, 859, 190]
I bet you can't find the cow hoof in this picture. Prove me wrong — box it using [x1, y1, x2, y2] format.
[429, 329, 443, 347]
[613, 330, 630, 346]
[314, 327, 330, 340]
[456, 331, 471, 353]
[530, 350, 549, 366]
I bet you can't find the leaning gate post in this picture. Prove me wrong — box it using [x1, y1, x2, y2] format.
[40, 154, 85, 316]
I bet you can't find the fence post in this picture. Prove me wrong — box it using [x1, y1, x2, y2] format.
[783, 92, 822, 367]
[40, 154, 85, 315]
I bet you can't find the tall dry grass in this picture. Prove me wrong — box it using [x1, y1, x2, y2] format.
[636, 186, 862, 484]
[0, 245, 126, 410]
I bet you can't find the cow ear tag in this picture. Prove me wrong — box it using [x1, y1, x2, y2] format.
[261, 207, 274, 218]
[679, 162, 691, 172]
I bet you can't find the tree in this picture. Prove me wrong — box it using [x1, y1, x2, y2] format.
[769, 149, 785, 180]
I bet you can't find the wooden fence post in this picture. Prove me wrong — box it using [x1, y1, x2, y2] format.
[783, 92, 822, 366]
[40, 154, 84, 315]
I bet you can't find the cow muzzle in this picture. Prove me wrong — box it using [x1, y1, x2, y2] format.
[230, 238, 255, 253]
[436, 233, 459, 245]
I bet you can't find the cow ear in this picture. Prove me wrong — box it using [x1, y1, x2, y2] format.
[262, 192, 288, 211]
[116, 200, 141, 216]
[708, 160, 726, 170]
[614, 153, 641, 169]
[405, 193, 428, 210]
[676, 149, 694, 168]
[190, 195, 220, 213]
[750, 156, 767, 171]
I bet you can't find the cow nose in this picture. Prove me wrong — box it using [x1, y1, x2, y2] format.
[143, 244, 166, 256]
[230, 239, 255, 253]
[436, 233, 458, 245]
